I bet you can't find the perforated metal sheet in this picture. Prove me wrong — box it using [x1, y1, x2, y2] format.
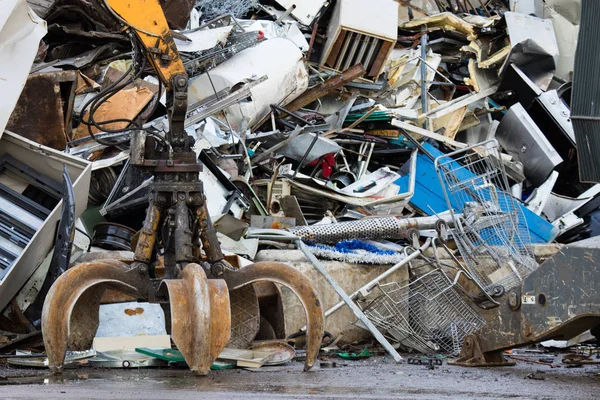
[226, 285, 260, 349]
[289, 217, 415, 244]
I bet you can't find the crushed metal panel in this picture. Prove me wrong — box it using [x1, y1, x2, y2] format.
[399, 12, 476, 39]
[571, 0, 600, 183]
[0, 131, 91, 312]
[26, 0, 55, 18]
[0, 0, 47, 138]
[159, 0, 195, 30]
[6, 71, 78, 149]
[496, 103, 563, 187]
[274, 0, 327, 26]
[501, 12, 560, 90]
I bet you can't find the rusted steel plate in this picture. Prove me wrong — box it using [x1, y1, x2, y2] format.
[7, 71, 77, 149]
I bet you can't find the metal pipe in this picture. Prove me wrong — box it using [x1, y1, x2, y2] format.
[296, 240, 404, 362]
[291, 132, 320, 180]
[322, 238, 432, 319]
[275, 4, 296, 25]
[420, 28, 429, 129]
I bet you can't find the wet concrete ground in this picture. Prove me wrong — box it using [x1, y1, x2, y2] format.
[0, 355, 597, 399]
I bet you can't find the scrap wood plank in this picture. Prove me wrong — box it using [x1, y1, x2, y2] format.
[217, 348, 274, 368]
[391, 119, 467, 148]
[285, 64, 366, 112]
[421, 86, 498, 120]
[93, 335, 171, 352]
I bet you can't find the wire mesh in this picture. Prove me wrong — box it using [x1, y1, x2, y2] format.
[362, 269, 484, 355]
[196, 0, 254, 20]
[434, 140, 537, 293]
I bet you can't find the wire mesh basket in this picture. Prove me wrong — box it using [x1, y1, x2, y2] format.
[362, 269, 485, 355]
[434, 140, 538, 294]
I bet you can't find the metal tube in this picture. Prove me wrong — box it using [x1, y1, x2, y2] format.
[297, 240, 404, 362]
[322, 238, 432, 318]
[420, 28, 429, 129]
[291, 132, 320, 179]
[275, 4, 296, 24]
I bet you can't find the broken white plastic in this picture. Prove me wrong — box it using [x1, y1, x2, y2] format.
[0, 0, 47, 138]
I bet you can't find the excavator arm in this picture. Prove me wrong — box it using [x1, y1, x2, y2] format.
[102, 0, 189, 148]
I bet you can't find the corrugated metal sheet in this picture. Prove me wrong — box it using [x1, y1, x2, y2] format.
[571, 0, 600, 183]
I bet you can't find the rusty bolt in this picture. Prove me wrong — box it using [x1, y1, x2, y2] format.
[137, 263, 148, 275]
[522, 323, 532, 337]
[211, 261, 225, 277]
[508, 292, 520, 311]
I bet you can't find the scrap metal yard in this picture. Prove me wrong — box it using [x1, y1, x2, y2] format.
[0, 0, 598, 399]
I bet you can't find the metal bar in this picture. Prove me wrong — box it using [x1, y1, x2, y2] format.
[297, 240, 403, 362]
[355, 35, 370, 67]
[362, 37, 379, 71]
[285, 64, 366, 112]
[342, 33, 361, 71]
[322, 238, 432, 318]
[571, 115, 600, 121]
[275, 4, 296, 25]
[270, 104, 315, 126]
[291, 133, 320, 180]
[185, 76, 267, 126]
[391, 119, 467, 149]
[334, 31, 353, 71]
[0, 183, 51, 220]
[420, 29, 429, 129]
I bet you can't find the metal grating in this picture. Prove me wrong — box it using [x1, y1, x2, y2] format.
[326, 30, 387, 79]
[362, 269, 484, 355]
[571, 0, 600, 183]
[434, 140, 538, 294]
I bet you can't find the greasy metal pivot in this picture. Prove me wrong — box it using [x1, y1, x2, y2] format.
[448, 334, 515, 367]
[41, 259, 149, 374]
[160, 263, 231, 375]
[222, 262, 324, 371]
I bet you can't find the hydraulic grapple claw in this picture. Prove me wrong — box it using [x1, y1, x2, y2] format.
[222, 262, 324, 371]
[41, 259, 149, 374]
[42, 259, 321, 375]
[160, 263, 231, 375]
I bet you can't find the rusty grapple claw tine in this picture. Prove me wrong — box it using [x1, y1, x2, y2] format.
[161, 263, 231, 375]
[222, 262, 324, 371]
[42, 259, 146, 374]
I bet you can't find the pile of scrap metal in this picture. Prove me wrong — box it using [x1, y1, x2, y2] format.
[0, 0, 598, 373]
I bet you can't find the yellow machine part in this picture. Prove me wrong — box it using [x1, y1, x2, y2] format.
[103, 0, 187, 87]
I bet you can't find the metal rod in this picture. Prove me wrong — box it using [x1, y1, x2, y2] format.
[291, 132, 320, 179]
[420, 28, 429, 129]
[323, 239, 432, 318]
[275, 4, 296, 24]
[296, 240, 404, 362]
[306, 23, 318, 60]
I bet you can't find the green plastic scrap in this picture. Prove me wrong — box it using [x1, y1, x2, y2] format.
[336, 349, 373, 360]
[135, 347, 185, 362]
[134, 347, 236, 370]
